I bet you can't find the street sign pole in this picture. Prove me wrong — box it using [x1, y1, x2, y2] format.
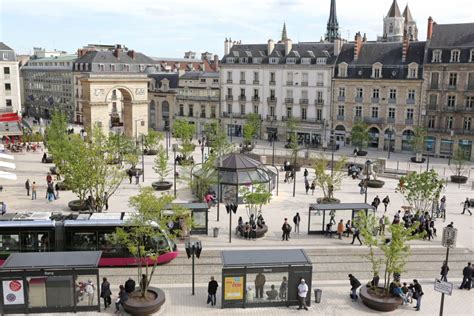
[439, 226, 457, 316]
[439, 247, 449, 316]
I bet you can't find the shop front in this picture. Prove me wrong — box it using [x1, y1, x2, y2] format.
[458, 139, 472, 159]
[221, 249, 312, 309]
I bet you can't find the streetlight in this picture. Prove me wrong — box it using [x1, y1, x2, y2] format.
[364, 160, 372, 204]
[201, 139, 205, 164]
[439, 225, 457, 316]
[387, 126, 393, 159]
[141, 134, 145, 182]
[230, 112, 233, 143]
[134, 119, 144, 143]
[185, 240, 202, 296]
[172, 144, 178, 197]
[225, 202, 238, 243]
[330, 128, 335, 178]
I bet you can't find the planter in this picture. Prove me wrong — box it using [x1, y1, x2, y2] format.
[152, 181, 172, 191]
[316, 197, 341, 204]
[49, 166, 58, 175]
[56, 181, 70, 191]
[236, 224, 268, 238]
[42, 156, 53, 164]
[240, 145, 254, 153]
[127, 168, 143, 176]
[410, 157, 426, 163]
[68, 199, 89, 212]
[450, 175, 468, 184]
[123, 287, 166, 316]
[360, 285, 402, 312]
[367, 179, 385, 188]
[144, 149, 158, 156]
[357, 150, 368, 156]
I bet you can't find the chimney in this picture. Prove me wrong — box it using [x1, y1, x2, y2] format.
[213, 54, 219, 71]
[427, 16, 434, 40]
[402, 35, 409, 62]
[363, 33, 367, 42]
[284, 39, 293, 56]
[333, 38, 344, 56]
[127, 50, 136, 59]
[354, 32, 363, 61]
[113, 47, 122, 58]
[224, 38, 229, 55]
[267, 39, 275, 55]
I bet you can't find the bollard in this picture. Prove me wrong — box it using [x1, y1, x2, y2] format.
[444, 167, 446, 177]
[397, 161, 399, 172]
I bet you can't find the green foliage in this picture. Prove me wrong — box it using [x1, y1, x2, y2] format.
[351, 120, 369, 149]
[45, 111, 70, 171]
[411, 127, 426, 155]
[107, 133, 136, 164]
[124, 151, 140, 169]
[355, 211, 425, 294]
[286, 117, 299, 164]
[172, 119, 195, 159]
[23, 131, 44, 143]
[450, 147, 469, 176]
[242, 184, 272, 220]
[242, 113, 261, 145]
[312, 153, 347, 200]
[153, 145, 170, 182]
[203, 120, 234, 159]
[396, 170, 445, 214]
[143, 129, 163, 152]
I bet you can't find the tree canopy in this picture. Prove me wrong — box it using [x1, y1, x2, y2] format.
[351, 120, 369, 149]
[312, 153, 347, 201]
[243, 113, 261, 145]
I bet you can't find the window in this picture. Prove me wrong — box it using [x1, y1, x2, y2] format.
[372, 89, 380, 99]
[338, 63, 348, 77]
[316, 73, 324, 86]
[270, 106, 275, 117]
[371, 107, 379, 118]
[316, 109, 322, 121]
[373, 68, 381, 79]
[99, 64, 105, 71]
[317, 58, 327, 64]
[226, 57, 235, 63]
[432, 50, 442, 63]
[240, 71, 245, 82]
[287, 72, 293, 85]
[286, 89, 293, 98]
[355, 106, 362, 118]
[269, 57, 279, 64]
[338, 87, 345, 98]
[406, 108, 414, 119]
[253, 89, 259, 98]
[286, 107, 292, 118]
[464, 117, 472, 131]
[270, 89, 275, 98]
[408, 66, 418, 79]
[302, 73, 308, 85]
[301, 108, 307, 120]
[408, 90, 415, 100]
[451, 50, 460, 63]
[110, 64, 116, 71]
[446, 116, 454, 129]
[227, 104, 232, 114]
[356, 88, 363, 99]
[4, 83, 11, 91]
[227, 88, 232, 97]
[317, 91, 324, 104]
[388, 108, 395, 119]
[200, 78, 206, 83]
[468, 73, 474, 90]
[5, 99, 12, 107]
[253, 72, 259, 82]
[389, 89, 397, 100]
[428, 116, 435, 129]
[449, 73, 458, 88]
[338, 105, 344, 116]
[430, 72, 439, 89]
[466, 96, 474, 108]
[301, 58, 311, 65]
[240, 88, 245, 97]
[0, 233, 20, 252]
[201, 104, 206, 117]
[188, 104, 194, 117]
[239, 57, 248, 64]
[253, 105, 259, 114]
[286, 58, 296, 64]
[470, 49, 474, 62]
[240, 104, 245, 115]
[301, 90, 308, 99]
[227, 71, 232, 82]
[372, 63, 382, 79]
[211, 106, 216, 117]
[389, 23, 393, 33]
[447, 95, 456, 107]
[252, 57, 262, 64]
[270, 72, 276, 83]
[429, 94, 438, 107]
[3, 67, 9, 74]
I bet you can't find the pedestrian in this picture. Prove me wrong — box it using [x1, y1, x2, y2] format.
[104, 191, 109, 211]
[372, 195, 380, 211]
[46, 172, 52, 184]
[282, 218, 291, 241]
[135, 173, 140, 185]
[310, 181, 315, 195]
[46, 184, 55, 202]
[55, 182, 59, 199]
[337, 219, 344, 239]
[207, 276, 218, 306]
[462, 198, 472, 215]
[351, 227, 362, 245]
[115, 285, 128, 313]
[348, 274, 361, 301]
[31, 181, 37, 200]
[100, 277, 112, 309]
[85, 279, 95, 305]
[344, 220, 352, 237]
[279, 276, 288, 300]
[124, 277, 136, 294]
[412, 279, 423, 311]
[297, 278, 309, 311]
[127, 169, 133, 184]
[440, 261, 449, 281]
[255, 273, 266, 299]
[382, 196, 390, 212]
[25, 179, 30, 196]
[293, 213, 301, 234]
[440, 196, 446, 219]
[459, 262, 472, 290]
[329, 210, 336, 225]
[305, 179, 310, 195]
[378, 215, 386, 235]
[303, 168, 308, 179]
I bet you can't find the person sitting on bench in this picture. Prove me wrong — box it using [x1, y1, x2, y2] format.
[266, 285, 278, 300]
[325, 222, 334, 237]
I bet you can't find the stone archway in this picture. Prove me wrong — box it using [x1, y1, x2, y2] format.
[80, 74, 149, 137]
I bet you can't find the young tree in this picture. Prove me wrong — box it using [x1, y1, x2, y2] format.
[153, 144, 171, 183]
[312, 153, 347, 202]
[45, 111, 71, 169]
[143, 129, 163, 153]
[172, 119, 195, 160]
[351, 120, 369, 149]
[411, 127, 427, 162]
[450, 148, 469, 177]
[396, 169, 445, 214]
[242, 113, 261, 146]
[286, 117, 299, 165]
[241, 184, 272, 221]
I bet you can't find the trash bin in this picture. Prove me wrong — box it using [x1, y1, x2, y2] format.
[213, 227, 219, 238]
[314, 289, 322, 303]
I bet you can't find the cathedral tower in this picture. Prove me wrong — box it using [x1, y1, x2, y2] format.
[383, 0, 405, 42]
[325, 0, 340, 43]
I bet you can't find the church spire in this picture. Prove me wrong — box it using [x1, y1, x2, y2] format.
[325, 0, 340, 42]
[281, 22, 288, 41]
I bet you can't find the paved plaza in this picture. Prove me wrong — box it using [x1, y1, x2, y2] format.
[1, 137, 474, 315]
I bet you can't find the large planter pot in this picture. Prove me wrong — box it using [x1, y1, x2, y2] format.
[450, 175, 468, 184]
[144, 149, 158, 156]
[357, 150, 368, 156]
[68, 199, 89, 212]
[123, 287, 166, 316]
[410, 157, 426, 163]
[360, 285, 402, 312]
[316, 197, 341, 204]
[152, 181, 172, 191]
[367, 179, 385, 188]
[236, 224, 268, 238]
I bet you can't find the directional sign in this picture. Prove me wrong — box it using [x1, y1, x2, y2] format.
[441, 227, 457, 248]
[434, 278, 453, 295]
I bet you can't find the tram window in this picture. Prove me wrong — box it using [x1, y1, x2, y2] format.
[38, 233, 50, 252]
[152, 236, 168, 251]
[71, 232, 97, 251]
[21, 233, 36, 251]
[98, 232, 120, 254]
[0, 234, 20, 252]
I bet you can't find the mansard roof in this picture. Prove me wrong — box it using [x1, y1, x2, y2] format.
[429, 23, 474, 48]
[148, 72, 179, 89]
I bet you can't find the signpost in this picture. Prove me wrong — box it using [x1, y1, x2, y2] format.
[439, 226, 457, 316]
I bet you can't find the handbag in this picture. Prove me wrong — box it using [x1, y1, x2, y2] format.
[207, 294, 212, 304]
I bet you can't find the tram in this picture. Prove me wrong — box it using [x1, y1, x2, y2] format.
[0, 212, 178, 267]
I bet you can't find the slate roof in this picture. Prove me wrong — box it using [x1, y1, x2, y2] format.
[429, 23, 474, 48]
[148, 72, 179, 89]
[180, 71, 219, 80]
[1, 251, 101, 269]
[0, 42, 13, 51]
[75, 50, 156, 65]
[387, 0, 402, 17]
[222, 249, 311, 267]
[217, 153, 263, 171]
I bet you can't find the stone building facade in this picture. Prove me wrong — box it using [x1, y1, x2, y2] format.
[148, 73, 178, 131]
[0, 42, 21, 114]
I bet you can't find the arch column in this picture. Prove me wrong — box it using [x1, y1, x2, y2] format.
[83, 101, 109, 135]
[123, 100, 149, 138]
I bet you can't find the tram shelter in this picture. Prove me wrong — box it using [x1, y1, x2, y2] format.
[307, 203, 375, 234]
[0, 251, 101, 314]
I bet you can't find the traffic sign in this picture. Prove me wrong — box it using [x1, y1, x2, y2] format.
[434, 278, 453, 295]
[441, 226, 457, 248]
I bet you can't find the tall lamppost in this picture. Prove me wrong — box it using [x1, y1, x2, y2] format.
[134, 119, 144, 143]
[201, 140, 205, 164]
[172, 144, 178, 197]
[230, 112, 234, 143]
[226, 202, 238, 244]
[185, 241, 202, 295]
[141, 134, 145, 181]
[439, 225, 457, 316]
[364, 160, 372, 203]
[387, 126, 393, 159]
[330, 128, 335, 178]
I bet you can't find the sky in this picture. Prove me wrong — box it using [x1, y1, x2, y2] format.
[0, 0, 473, 58]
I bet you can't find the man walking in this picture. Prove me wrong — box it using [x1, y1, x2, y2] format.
[382, 196, 390, 212]
[100, 277, 112, 309]
[351, 227, 362, 245]
[348, 274, 361, 301]
[282, 218, 291, 241]
[255, 273, 266, 299]
[460, 262, 472, 290]
[462, 198, 472, 215]
[25, 179, 30, 196]
[31, 181, 37, 200]
[440, 261, 449, 281]
[413, 279, 423, 311]
[297, 278, 308, 310]
[207, 276, 218, 306]
[293, 213, 301, 234]
[372, 195, 380, 211]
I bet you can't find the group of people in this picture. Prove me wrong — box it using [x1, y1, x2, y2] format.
[237, 214, 266, 240]
[99, 275, 148, 314]
[389, 208, 438, 241]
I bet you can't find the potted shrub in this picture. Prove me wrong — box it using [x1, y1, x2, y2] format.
[313, 153, 346, 204]
[172, 119, 196, 165]
[410, 127, 426, 163]
[125, 151, 143, 176]
[242, 113, 261, 153]
[240, 184, 272, 238]
[152, 145, 172, 191]
[143, 129, 163, 156]
[351, 120, 369, 156]
[450, 148, 469, 183]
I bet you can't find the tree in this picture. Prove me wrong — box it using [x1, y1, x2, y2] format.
[153, 144, 171, 182]
[351, 120, 369, 149]
[312, 153, 347, 202]
[355, 211, 424, 296]
[203, 120, 233, 158]
[450, 148, 469, 177]
[143, 129, 163, 153]
[411, 127, 426, 162]
[241, 184, 272, 221]
[242, 113, 261, 146]
[286, 117, 299, 165]
[45, 111, 71, 170]
[396, 169, 445, 214]
[172, 119, 195, 160]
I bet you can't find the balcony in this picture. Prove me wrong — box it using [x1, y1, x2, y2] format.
[200, 113, 206, 118]
[227, 79, 233, 84]
[253, 80, 259, 84]
[286, 81, 294, 86]
[363, 117, 385, 124]
[300, 98, 309, 105]
[336, 115, 345, 121]
[267, 97, 277, 105]
[284, 98, 294, 105]
[405, 118, 414, 125]
[430, 83, 439, 90]
[338, 96, 345, 102]
[301, 82, 308, 87]
[316, 82, 324, 87]
[269, 80, 276, 85]
[443, 106, 456, 112]
[447, 85, 457, 90]
[177, 95, 219, 102]
[266, 115, 277, 121]
[427, 104, 438, 111]
[252, 96, 260, 103]
[388, 98, 397, 104]
[371, 97, 380, 103]
[226, 95, 234, 101]
[407, 98, 416, 105]
[222, 112, 246, 118]
[387, 117, 395, 124]
[239, 95, 247, 102]
[240, 80, 246, 84]
[355, 96, 363, 103]
[315, 99, 324, 106]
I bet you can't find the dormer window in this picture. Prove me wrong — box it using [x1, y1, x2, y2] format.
[432, 50, 442, 63]
[286, 58, 296, 64]
[301, 58, 311, 65]
[269, 57, 279, 64]
[239, 57, 248, 64]
[470, 49, 474, 63]
[316, 58, 327, 65]
[407, 63, 418, 79]
[451, 50, 461, 63]
[371, 63, 382, 79]
[338, 63, 348, 78]
[226, 57, 235, 63]
[252, 57, 262, 64]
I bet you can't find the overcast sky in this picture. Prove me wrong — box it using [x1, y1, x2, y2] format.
[1, 0, 473, 58]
